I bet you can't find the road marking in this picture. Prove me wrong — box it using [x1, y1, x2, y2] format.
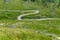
[20, 18, 60, 20]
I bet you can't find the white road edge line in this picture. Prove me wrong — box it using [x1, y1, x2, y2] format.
[17, 10, 39, 20]
[22, 18, 60, 20]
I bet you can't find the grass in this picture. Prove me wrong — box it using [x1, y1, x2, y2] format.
[0, 0, 24, 10]
[0, 8, 60, 20]
[0, 0, 60, 19]
[0, 0, 60, 40]
[0, 20, 60, 40]
[0, 27, 52, 40]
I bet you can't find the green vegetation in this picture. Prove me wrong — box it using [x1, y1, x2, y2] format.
[0, 0, 60, 19]
[0, 0, 60, 10]
[0, 0, 60, 40]
[0, 20, 60, 40]
[0, 28, 52, 40]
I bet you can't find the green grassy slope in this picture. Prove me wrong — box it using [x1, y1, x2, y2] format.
[0, 0, 60, 40]
[0, 0, 60, 19]
[0, 0, 24, 10]
[0, 0, 60, 10]
[0, 20, 60, 40]
[0, 28, 52, 40]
